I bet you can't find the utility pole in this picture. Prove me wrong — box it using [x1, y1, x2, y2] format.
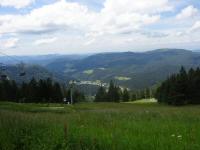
[70, 85, 73, 104]
[69, 80, 75, 104]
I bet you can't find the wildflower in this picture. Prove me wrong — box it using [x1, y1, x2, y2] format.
[177, 135, 182, 138]
[171, 134, 175, 137]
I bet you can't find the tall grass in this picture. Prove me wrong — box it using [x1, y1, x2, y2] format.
[0, 102, 200, 150]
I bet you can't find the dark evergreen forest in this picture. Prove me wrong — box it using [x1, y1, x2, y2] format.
[0, 78, 85, 103]
[155, 67, 200, 105]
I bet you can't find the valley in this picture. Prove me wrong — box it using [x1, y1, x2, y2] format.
[1, 49, 200, 91]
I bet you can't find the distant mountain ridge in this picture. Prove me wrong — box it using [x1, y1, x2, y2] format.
[1, 64, 52, 82]
[0, 54, 89, 66]
[1, 49, 200, 90]
[45, 49, 200, 89]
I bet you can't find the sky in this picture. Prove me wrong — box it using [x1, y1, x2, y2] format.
[0, 0, 200, 55]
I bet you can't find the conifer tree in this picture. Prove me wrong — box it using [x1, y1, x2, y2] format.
[52, 82, 63, 103]
[155, 66, 200, 105]
[122, 88, 130, 102]
[95, 86, 107, 102]
[107, 80, 121, 102]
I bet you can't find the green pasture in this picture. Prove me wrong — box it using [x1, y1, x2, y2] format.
[0, 101, 200, 150]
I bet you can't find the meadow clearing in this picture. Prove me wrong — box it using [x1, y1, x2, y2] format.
[0, 100, 200, 150]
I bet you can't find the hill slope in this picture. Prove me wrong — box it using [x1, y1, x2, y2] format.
[45, 49, 200, 89]
[1, 64, 70, 84]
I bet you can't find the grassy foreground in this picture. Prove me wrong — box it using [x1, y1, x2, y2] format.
[0, 101, 200, 150]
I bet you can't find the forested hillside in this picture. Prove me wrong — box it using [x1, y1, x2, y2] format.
[156, 67, 200, 105]
[1, 49, 200, 90]
[45, 49, 200, 89]
[0, 64, 70, 84]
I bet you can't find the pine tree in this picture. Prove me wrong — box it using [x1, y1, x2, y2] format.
[131, 91, 137, 101]
[45, 78, 53, 102]
[107, 80, 121, 102]
[155, 66, 200, 105]
[95, 86, 107, 102]
[122, 88, 130, 102]
[28, 78, 38, 102]
[107, 80, 115, 102]
[52, 82, 63, 103]
[10, 80, 18, 102]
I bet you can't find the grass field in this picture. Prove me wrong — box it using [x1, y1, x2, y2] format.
[0, 101, 200, 150]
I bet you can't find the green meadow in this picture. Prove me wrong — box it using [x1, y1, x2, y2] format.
[0, 101, 200, 150]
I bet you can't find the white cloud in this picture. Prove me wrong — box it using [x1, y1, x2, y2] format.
[84, 38, 95, 46]
[89, 0, 172, 36]
[0, 38, 19, 48]
[102, 0, 173, 14]
[190, 21, 200, 31]
[34, 37, 58, 45]
[176, 5, 199, 20]
[0, 0, 35, 9]
[0, 0, 173, 38]
[2, 0, 200, 54]
[0, 0, 92, 35]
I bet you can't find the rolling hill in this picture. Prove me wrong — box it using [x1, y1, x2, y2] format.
[1, 49, 200, 90]
[45, 49, 200, 89]
[0, 64, 73, 84]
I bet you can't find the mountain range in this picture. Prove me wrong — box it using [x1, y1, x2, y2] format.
[1, 49, 200, 90]
[45, 49, 200, 89]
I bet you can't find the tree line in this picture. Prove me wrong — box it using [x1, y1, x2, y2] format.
[0, 77, 154, 103]
[0, 78, 85, 103]
[95, 80, 125, 102]
[155, 67, 200, 105]
[131, 88, 155, 101]
[0, 78, 156, 103]
[95, 80, 154, 102]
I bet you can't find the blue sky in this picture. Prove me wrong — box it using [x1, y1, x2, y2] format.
[0, 0, 200, 55]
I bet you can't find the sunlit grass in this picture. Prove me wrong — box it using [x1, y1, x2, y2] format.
[125, 98, 158, 104]
[83, 69, 94, 75]
[114, 76, 131, 81]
